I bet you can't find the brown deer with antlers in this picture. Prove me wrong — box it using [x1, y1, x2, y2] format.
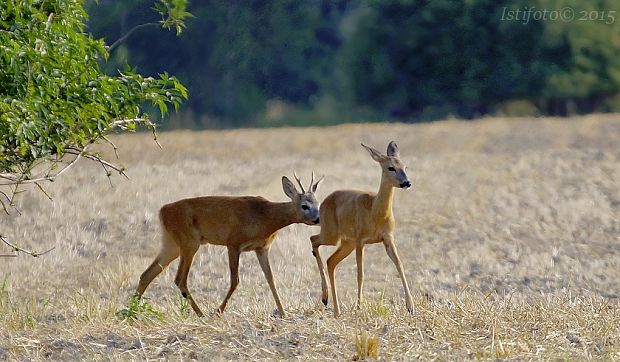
[310, 141, 413, 317]
[135, 173, 323, 317]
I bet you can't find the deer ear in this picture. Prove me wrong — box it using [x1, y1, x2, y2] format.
[387, 141, 400, 158]
[282, 176, 298, 199]
[361, 143, 384, 162]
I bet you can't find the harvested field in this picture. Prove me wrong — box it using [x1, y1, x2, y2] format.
[1, 115, 619, 360]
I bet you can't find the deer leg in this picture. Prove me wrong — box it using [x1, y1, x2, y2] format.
[218, 246, 241, 314]
[136, 233, 180, 296]
[355, 244, 365, 308]
[310, 234, 329, 306]
[326, 242, 355, 317]
[174, 242, 203, 317]
[383, 237, 414, 313]
[255, 247, 285, 317]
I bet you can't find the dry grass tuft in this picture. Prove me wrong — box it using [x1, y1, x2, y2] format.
[1, 115, 619, 360]
[353, 329, 380, 360]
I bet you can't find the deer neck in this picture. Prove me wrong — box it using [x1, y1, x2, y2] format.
[266, 202, 299, 232]
[372, 174, 394, 220]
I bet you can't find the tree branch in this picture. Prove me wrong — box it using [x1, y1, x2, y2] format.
[0, 235, 55, 258]
[0, 146, 86, 185]
[108, 22, 159, 54]
[82, 153, 129, 179]
[102, 135, 120, 160]
[0, 190, 13, 215]
[34, 182, 53, 202]
[110, 118, 153, 129]
[0, 117, 160, 256]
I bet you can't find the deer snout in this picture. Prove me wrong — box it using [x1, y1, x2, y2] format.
[310, 210, 320, 224]
[305, 208, 320, 224]
[400, 180, 412, 189]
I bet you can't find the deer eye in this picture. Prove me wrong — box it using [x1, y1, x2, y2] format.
[301, 205, 309, 210]
[388, 167, 396, 172]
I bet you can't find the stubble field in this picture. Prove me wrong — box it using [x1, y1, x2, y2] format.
[1, 115, 619, 360]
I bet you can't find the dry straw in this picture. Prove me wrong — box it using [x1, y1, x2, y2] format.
[1, 115, 619, 359]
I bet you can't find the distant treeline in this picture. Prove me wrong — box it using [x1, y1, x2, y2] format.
[86, 0, 620, 128]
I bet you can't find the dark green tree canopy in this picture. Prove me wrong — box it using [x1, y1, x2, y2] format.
[344, 0, 620, 119]
[86, 0, 620, 126]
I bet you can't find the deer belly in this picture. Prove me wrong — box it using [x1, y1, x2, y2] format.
[239, 240, 266, 251]
[339, 223, 387, 245]
[364, 237, 384, 245]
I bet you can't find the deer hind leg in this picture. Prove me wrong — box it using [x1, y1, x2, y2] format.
[174, 240, 203, 317]
[383, 237, 414, 314]
[255, 246, 285, 317]
[355, 244, 365, 308]
[136, 231, 180, 296]
[326, 241, 355, 317]
[218, 246, 241, 314]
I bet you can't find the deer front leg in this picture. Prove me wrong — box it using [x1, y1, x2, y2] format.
[310, 234, 329, 306]
[218, 246, 241, 314]
[255, 246, 286, 317]
[383, 236, 414, 313]
[175, 242, 203, 317]
[327, 242, 355, 317]
[355, 244, 365, 308]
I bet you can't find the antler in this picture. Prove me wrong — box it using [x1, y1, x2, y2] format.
[293, 171, 306, 193]
[311, 170, 324, 190]
[294, 171, 324, 193]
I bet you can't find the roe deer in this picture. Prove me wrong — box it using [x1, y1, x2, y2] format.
[310, 141, 413, 317]
[135, 173, 323, 317]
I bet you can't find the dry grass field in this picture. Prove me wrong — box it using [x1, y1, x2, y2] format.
[1, 115, 619, 360]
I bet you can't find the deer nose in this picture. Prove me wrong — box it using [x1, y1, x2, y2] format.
[400, 180, 411, 189]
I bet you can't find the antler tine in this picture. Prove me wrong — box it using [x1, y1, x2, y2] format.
[315, 174, 325, 186]
[310, 170, 324, 192]
[293, 171, 305, 193]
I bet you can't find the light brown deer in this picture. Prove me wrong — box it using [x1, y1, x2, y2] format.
[310, 141, 413, 317]
[135, 173, 323, 317]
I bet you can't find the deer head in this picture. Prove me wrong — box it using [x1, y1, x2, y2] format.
[282, 171, 323, 225]
[362, 141, 411, 189]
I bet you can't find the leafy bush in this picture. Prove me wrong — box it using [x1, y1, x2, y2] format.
[0, 0, 188, 208]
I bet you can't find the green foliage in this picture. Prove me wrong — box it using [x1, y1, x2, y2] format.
[86, 0, 620, 126]
[86, 0, 347, 127]
[0, 0, 188, 177]
[342, 0, 620, 119]
[176, 295, 191, 319]
[535, 0, 620, 111]
[153, 0, 193, 35]
[342, 0, 536, 119]
[117, 294, 163, 321]
[369, 290, 391, 318]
